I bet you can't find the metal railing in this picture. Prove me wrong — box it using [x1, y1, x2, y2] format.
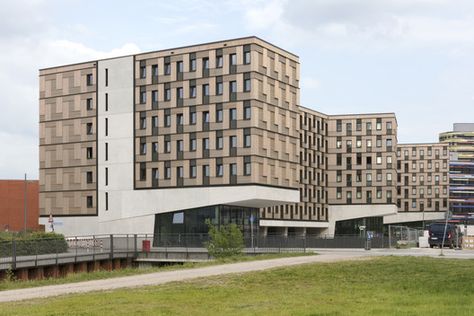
[1, 233, 396, 271]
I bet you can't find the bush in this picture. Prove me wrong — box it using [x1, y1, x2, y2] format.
[205, 220, 244, 258]
[0, 232, 68, 257]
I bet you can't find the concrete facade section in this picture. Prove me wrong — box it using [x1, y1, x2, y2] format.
[0, 180, 39, 231]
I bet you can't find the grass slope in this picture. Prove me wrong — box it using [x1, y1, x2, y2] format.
[1, 256, 473, 315]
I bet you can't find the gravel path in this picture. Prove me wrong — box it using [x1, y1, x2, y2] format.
[0, 253, 368, 303]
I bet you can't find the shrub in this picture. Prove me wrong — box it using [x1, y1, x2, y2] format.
[0, 232, 68, 257]
[205, 220, 244, 258]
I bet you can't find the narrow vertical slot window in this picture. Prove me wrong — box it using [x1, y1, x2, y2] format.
[105, 68, 108, 87]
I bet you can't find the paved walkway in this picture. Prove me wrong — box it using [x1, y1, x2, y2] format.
[0, 253, 368, 303]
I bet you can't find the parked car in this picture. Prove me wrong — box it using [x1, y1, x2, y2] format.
[428, 223, 462, 249]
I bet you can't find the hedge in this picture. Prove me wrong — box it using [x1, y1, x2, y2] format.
[0, 232, 68, 257]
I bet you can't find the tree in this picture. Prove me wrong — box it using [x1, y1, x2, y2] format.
[205, 219, 244, 258]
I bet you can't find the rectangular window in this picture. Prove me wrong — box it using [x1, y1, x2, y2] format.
[177, 166, 183, 178]
[87, 98, 93, 111]
[87, 147, 93, 159]
[140, 162, 146, 181]
[140, 89, 146, 104]
[190, 165, 197, 178]
[216, 82, 223, 95]
[140, 115, 146, 129]
[152, 142, 158, 153]
[105, 68, 109, 86]
[177, 61, 183, 73]
[230, 108, 237, 121]
[105, 143, 108, 161]
[190, 139, 196, 151]
[105, 93, 108, 111]
[244, 51, 251, 64]
[152, 116, 158, 128]
[376, 118, 382, 130]
[190, 58, 196, 71]
[177, 113, 183, 125]
[230, 81, 237, 93]
[165, 114, 171, 127]
[165, 141, 171, 153]
[152, 64, 158, 77]
[165, 167, 171, 179]
[203, 84, 209, 96]
[177, 140, 183, 152]
[216, 164, 223, 177]
[140, 141, 146, 155]
[86, 171, 93, 184]
[230, 54, 237, 65]
[105, 118, 108, 136]
[216, 55, 223, 68]
[244, 134, 251, 148]
[86, 74, 93, 86]
[217, 136, 223, 149]
[244, 162, 251, 175]
[203, 58, 209, 70]
[165, 89, 171, 101]
[190, 86, 196, 98]
[105, 167, 108, 186]
[230, 163, 237, 176]
[177, 87, 183, 99]
[203, 165, 210, 177]
[244, 105, 251, 120]
[216, 109, 223, 122]
[230, 135, 237, 148]
[86, 122, 93, 135]
[190, 111, 197, 125]
[203, 111, 210, 123]
[86, 196, 93, 208]
[105, 192, 108, 211]
[140, 65, 146, 79]
[164, 63, 171, 75]
[244, 79, 251, 92]
[203, 138, 209, 150]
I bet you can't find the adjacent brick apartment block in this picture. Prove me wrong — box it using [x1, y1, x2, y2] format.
[39, 37, 448, 237]
[0, 180, 39, 231]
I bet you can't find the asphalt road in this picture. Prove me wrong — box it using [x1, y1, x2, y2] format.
[0, 248, 472, 303]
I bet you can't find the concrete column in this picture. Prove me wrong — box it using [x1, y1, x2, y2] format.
[283, 227, 288, 237]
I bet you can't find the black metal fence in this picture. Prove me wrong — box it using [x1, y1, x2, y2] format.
[0, 233, 394, 271]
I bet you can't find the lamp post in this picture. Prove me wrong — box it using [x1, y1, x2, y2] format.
[23, 173, 27, 232]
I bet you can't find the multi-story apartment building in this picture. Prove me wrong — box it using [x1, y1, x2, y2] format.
[440, 123, 474, 214]
[384, 143, 449, 226]
[39, 37, 301, 236]
[39, 36, 450, 237]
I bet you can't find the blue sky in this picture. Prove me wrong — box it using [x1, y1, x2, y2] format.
[1, 0, 474, 179]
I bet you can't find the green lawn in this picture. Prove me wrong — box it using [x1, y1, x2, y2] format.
[1, 256, 473, 315]
[0, 252, 311, 291]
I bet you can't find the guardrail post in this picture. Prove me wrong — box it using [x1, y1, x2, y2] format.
[75, 236, 78, 262]
[134, 234, 138, 256]
[110, 234, 114, 260]
[12, 239, 16, 270]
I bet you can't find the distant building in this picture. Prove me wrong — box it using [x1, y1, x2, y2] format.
[0, 179, 39, 231]
[440, 123, 474, 215]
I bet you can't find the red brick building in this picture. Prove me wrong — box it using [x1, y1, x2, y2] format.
[0, 180, 39, 231]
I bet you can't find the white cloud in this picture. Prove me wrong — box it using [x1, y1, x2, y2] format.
[241, 0, 474, 52]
